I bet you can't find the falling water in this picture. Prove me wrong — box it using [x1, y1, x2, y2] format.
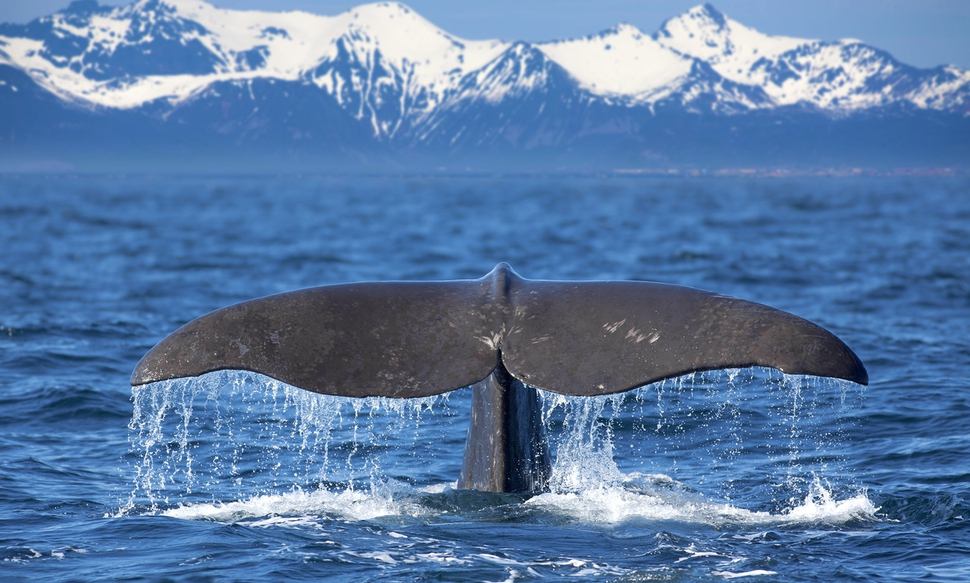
[122, 368, 872, 525]
[122, 370, 455, 515]
[524, 369, 872, 524]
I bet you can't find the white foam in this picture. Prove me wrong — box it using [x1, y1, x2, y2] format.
[161, 485, 425, 523]
[713, 570, 779, 579]
[526, 475, 876, 526]
[158, 472, 874, 530]
[348, 551, 397, 564]
[407, 552, 468, 565]
[418, 482, 454, 494]
[675, 545, 727, 563]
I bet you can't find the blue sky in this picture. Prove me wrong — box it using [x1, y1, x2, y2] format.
[3, 0, 968, 69]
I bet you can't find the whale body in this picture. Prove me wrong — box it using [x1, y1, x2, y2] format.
[132, 263, 867, 493]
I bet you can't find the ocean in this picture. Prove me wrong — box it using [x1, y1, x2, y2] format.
[0, 174, 967, 581]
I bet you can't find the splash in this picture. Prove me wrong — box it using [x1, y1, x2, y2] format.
[526, 368, 873, 525]
[122, 370, 453, 515]
[539, 391, 627, 491]
[122, 368, 872, 527]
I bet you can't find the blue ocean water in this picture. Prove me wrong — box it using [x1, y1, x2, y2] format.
[0, 174, 968, 581]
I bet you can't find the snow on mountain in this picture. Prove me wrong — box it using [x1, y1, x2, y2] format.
[304, 3, 506, 136]
[535, 23, 773, 112]
[449, 42, 565, 103]
[0, 0, 966, 133]
[0, 0, 326, 107]
[654, 4, 805, 77]
[310, 2, 505, 96]
[413, 42, 612, 149]
[642, 60, 772, 113]
[744, 41, 970, 111]
[414, 41, 570, 144]
[0, 0, 506, 117]
[654, 3, 969, 112]
[537, 24, 692, 99]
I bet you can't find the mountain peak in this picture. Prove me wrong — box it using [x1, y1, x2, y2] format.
[349, 1, 417, 19]
[654, 1, 807, 66]
[503, 41, 545, 59]
[476, 41, 561, 83]
[344, 1, 448, 42]
[443, 39, 557, 105]
[686, 3, 727, 27]
[656, 3, 730, 43]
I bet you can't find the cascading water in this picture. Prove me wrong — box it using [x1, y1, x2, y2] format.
[527, 369, 874, 525]
[121, 369, 875, 527]
[121, 371, 457, 518]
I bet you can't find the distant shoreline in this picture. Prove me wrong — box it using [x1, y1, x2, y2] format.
[0, 167, 965, 178]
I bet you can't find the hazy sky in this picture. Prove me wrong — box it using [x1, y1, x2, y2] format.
[2, 0, 968, 69]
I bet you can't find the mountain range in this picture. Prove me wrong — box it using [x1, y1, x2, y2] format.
[1, 0, 967, 171]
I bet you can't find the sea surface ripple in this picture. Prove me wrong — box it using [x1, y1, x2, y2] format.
[0, 174, 967, 581]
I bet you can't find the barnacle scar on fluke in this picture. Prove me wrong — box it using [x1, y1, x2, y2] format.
[131, 263, 868, 494]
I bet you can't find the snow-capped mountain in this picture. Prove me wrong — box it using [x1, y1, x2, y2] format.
[414, 42, 604, 149]
[653, 3, 969, 112]
[0, 0, 967, 170]
[0, 1, 505, 118]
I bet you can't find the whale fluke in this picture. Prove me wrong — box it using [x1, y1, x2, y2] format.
[132, 263, 866, 494]
[132, 263, 867, 393]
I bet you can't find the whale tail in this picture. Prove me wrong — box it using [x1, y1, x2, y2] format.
[132, 262, 867, 394]
[131, 263, 867, 493]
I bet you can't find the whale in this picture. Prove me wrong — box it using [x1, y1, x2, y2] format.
[131, 263, 867, 493]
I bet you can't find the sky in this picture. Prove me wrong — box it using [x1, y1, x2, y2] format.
[2, 0, 968, 69]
